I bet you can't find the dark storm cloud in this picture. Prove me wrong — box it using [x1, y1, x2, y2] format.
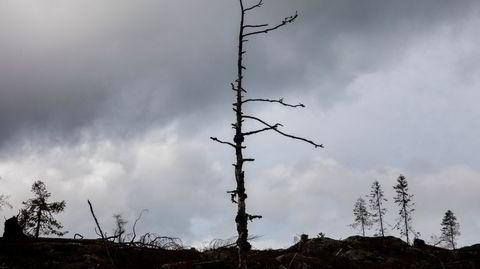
[0, 0, 478, 149]
[245, 0, 479, 105]
[0, 0, 237, 151]
[0, 0, 474, 150]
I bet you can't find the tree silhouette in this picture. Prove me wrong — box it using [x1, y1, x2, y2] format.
[18, 180, 67, 238]
[393, 174, 417, 244]
[210, 1, 323, 267]
[350, 197, 372, 237]
[113, 213, 128, 243]
[367, 180, 387, 237]
[0, 193, 12, 212]
[440, 210, 460, 250]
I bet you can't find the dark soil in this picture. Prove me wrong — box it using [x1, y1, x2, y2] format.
[0, 236, 478, 269]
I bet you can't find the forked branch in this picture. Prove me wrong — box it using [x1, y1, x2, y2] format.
[243, 11, 298, 37]
[243, 0, 263, 12]
[210, 137, 237, 149]
[243, 115, 324, 148]
[243, 123, 282, 136]
[243, 98, 305, 108]
[227, 190, 238, 204]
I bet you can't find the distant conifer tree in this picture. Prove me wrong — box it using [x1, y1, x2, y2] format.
[113, 213, 128, 243]
[393, 174, 417, 244]
[0, 193, 12, 211]
[18, 180, 67, 238]
[350, 197, 372, 236]
[440, 210, 460, 250]
[368, 180, 387, 237]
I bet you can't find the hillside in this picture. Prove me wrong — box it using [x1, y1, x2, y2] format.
[1, 236, 479, 268]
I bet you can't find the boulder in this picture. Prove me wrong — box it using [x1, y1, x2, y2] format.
[413, 238, 426, 248]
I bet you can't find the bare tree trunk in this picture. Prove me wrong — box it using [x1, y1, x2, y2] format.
[35, 208, 41, 238]
[361, 219, 365, 237]
[376, 196, 385, 237]
[235, 2, 249, 268]
[402, 193, 409, 245]
[449, 226, 455, 250]
[211, 1, 321, 268]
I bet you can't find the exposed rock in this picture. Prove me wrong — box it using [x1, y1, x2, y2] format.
[0, 235, 479, 268]
[413, 238, 426, 248]
[161, 260, 225, 269]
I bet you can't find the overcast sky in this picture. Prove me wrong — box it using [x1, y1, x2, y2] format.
[1, 0, 479, 249]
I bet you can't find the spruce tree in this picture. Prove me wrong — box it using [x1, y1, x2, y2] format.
[440, 210, 460, 250]
[350, 197, 372, 236]
[0, 194, 12, 211]
[18, 180, 67, 238]
[393, 174, 417, 244]
[367, 180, 387, 237]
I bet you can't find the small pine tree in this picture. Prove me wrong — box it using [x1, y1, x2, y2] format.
[350, 197, 372, 236]
[440, 210, 460, 250]
[113, 213, 128, 243]
[367, 180, 387, 237]
[18, 180, 67, 238]
[393, 174, 417, 244]
[0, 193, 12, 211]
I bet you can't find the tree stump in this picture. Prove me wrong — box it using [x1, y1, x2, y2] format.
[3, 216, 27, 240]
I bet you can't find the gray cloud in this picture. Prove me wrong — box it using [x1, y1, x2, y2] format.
[2, 0, 478, 150]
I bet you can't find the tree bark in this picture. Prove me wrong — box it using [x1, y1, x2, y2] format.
[376, 195, 384, 237]
[235, 2, 249, 268]
[35, 207, 41, 238]
[449, 226, 455, 250]
[402, 192, 409, 244]
[361, 219, 365, 237]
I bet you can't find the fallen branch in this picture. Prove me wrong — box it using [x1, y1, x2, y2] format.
[87, 200, 105, 240]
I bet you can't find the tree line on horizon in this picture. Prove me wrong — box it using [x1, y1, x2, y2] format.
[0, 176, 462, 252]
[350, 174, 461, 250]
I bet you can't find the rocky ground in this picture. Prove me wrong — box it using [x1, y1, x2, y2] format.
[0, 236, 479, 268]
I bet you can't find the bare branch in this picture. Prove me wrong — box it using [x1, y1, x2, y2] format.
[130, 209, 148, 244]
[227, 190, 238, 204]
[74, 233, 84, 240]
[242, 158, 255, 162]
[243, 12, 298, 37]
[87, 200, 116, 269]
[87, 200, 105, 240]
[243, 98, 305, 108]
[243, 0, 263, 12]
[210, 137, 237, 149]
[243, 115, 324, 148]
[243, 123, 282, 136]
[243, 24, 269, 29]
[231, 83, 247, 93]
[207, 235, 262, 250]
[247, 214, 262, 221]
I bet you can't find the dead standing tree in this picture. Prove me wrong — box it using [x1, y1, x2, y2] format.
[211, 1, 323, 268]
